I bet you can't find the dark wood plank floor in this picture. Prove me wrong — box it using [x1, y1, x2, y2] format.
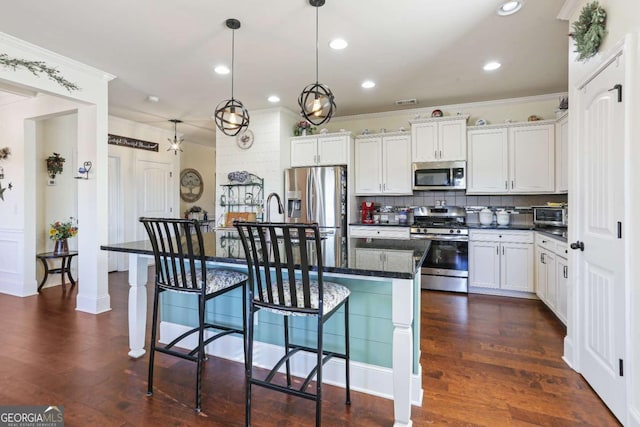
[0, 271, 620, 426]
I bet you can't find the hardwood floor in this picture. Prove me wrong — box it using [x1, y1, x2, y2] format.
[0, 272, 620, 426]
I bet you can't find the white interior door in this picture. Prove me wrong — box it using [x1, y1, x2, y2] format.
[136, 159, 173, 239]
[107, 156, 122, 272]
[576, 54, 626, 421]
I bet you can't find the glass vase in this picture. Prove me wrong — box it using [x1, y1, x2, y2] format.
[54, 239, 68, 255]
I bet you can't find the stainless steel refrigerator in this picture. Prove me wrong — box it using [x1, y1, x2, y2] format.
[284, 166, 347, 267]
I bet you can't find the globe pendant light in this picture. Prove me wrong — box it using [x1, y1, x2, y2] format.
[214, 19, 250, 137]
[298, 0, 336, 126]
[167, 119, 183, 155]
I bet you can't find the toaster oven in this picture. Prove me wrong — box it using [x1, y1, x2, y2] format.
[533, 206, 568, 227]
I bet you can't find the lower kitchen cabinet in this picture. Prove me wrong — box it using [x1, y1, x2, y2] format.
[469, 230, 534, 294]
[349, 225, 410, 240]
[535, 233, 568, 324]
[354, 248, 414, 272]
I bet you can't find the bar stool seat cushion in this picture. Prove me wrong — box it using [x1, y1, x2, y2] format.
[260, 280, 350, 316]
[168, 269, 248, 294]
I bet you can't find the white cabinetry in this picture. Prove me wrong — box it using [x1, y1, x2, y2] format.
[349, 225, 410, 240]
[410, 115, 468, 162]
[535, 233, 568, 324]
[354, 248, 414, 273]
[290, 132, 352, 167]
[469, 230, 534, 294]
[555, 112, 569, 193]
[354, 132, 412, 195]
[467, 121, 555, 194]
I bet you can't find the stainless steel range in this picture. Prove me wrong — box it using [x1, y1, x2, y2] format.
[410, 206, 468, 293]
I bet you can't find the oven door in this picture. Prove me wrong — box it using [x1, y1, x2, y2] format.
[421, 238, 468, 292]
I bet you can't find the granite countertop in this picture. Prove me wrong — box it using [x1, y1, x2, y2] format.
[467, 224, 535, 230]
[467, 223, 568, 242]
[534, 227, 568, 242]
[101, 229, 429, 280]
[349, 222, 412, 227]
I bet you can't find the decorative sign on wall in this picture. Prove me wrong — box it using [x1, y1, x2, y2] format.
[108, 134, 159, 152]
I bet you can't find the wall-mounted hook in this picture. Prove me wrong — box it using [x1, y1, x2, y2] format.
[75, 161, 92, 180]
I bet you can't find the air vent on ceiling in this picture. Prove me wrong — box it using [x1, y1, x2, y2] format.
[395, 98, 418, 106]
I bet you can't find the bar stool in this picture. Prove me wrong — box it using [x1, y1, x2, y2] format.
[235, 221, 351, 426]
[140, 217, 248, 412]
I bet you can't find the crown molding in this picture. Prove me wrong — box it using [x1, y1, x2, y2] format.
[0, 31, 115, 82]
[332, 92, 568, 123]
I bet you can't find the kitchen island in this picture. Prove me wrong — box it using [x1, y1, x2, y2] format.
[101, 229, 429, 427]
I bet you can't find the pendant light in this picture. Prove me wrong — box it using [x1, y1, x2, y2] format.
[214, 18, 250, 137]
[167, 119, 183, 155]
[298, 0, 336, 126]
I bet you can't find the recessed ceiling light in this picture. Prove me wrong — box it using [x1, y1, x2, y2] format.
[361, 80, 376, 89]
[267, 95, 280, 103]
[147, 95, 159, 103]
[483, 61, 502, 71]
[329, 38, 348, 50]
[497, 0, 523, 16]
[214, 65, 230, 75]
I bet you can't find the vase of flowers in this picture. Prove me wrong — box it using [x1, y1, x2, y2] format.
[294, 120, 315, 136]
[46, 153, 66, 179]
[49, 217, 78, 254]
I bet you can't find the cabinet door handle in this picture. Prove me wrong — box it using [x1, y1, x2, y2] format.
[502, 246, 504, 255]
[317, 154, 320, 164]
[505, 181, 508, 190]
[435, 150, 438, 159]
[564, 265, 568, 278]
[496, 246, 499, 255]
[439, 150, 442, 158]
[541, 253, 545, 264]
[511, 180, 514, 189]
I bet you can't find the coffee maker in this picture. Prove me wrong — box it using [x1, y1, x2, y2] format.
[361, 201, 375, 224]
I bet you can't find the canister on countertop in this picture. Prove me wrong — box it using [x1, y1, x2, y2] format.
[479, 208, 493, 225]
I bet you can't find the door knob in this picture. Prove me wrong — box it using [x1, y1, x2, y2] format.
[570, 241, 585, 251]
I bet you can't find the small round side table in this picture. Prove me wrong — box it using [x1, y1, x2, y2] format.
[36, 251, 79, 292]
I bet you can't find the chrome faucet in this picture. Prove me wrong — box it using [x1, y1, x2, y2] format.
[266, 192, 284, 223]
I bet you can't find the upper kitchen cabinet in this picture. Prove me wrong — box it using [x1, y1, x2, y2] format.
[467, 121, 555, 194]
[354, 132, 412, 195]
[290, 132, 352, 167]
[555, 112, 569, 193]
[410, 115, 469, 162]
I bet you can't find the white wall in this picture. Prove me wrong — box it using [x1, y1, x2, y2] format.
[35, 113, 79, 288]
[107, 115, 181, 269]
[0, 32, 112, 314]
[215, 108, 298, 225]
[180, 141, 215, 218]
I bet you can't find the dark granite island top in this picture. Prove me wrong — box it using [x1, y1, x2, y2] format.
[101, 228, 427, 426]
[101, 229, 429, 280]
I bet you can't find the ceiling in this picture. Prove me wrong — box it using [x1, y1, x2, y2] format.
[0, 1, 569, 146]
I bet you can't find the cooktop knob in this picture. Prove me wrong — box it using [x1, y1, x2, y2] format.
[449, 229, 454, 233]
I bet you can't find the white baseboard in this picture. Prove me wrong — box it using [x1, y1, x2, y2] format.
[629, 407, 640, 427]
[562, 336, 575, 369]
[160, 321, 423, 405]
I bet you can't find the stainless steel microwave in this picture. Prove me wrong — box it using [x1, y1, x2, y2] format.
[413, 161, 466, 191]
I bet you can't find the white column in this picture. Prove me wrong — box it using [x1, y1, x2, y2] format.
[128, 253, 149, 358]
[392, 277, 414, 427]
